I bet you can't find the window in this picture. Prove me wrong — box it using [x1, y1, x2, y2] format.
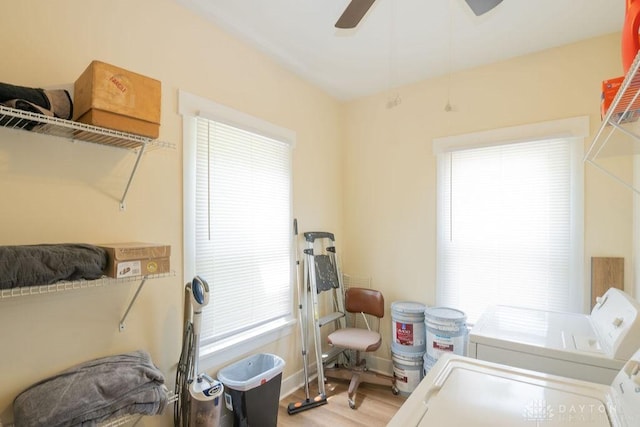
[434, 117, 588, 323]
[180, 91, 295, 367]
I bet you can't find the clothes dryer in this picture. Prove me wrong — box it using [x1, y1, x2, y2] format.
[388, 349, 640, 426]
[468, 288, 640, 384]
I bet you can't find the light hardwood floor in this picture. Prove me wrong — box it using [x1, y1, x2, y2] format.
[277, 379, 407, 427]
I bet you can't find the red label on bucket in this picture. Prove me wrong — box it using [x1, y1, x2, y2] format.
[395, 322, 414, 345]
[394, 373, 408, 383]
[433, 341, 454, 352]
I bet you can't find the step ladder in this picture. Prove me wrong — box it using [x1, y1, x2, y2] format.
[303, 231, 347, 396]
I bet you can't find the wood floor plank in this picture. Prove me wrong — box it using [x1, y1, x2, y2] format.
[278, 379, 407, 426]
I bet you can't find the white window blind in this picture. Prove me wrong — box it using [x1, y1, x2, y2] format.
[435, 119, 586, 323]
[194, 117, 293, 346]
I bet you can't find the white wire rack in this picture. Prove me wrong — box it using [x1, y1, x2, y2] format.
[0, 104, 173, 150]
[1, 271, 175, 332]
[99, 391, 179, 427]
[0, 271, 173, 300]
[0, 104, 175, 208]
[585, 50, 640, 194]
[1, 391, 178, 427]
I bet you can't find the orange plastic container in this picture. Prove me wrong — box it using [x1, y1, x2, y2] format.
[623, 0, 640, 73]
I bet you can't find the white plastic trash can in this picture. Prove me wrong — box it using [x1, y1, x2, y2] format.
[218, 353, 285, 427]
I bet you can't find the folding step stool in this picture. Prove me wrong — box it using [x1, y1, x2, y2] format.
[302, 231, 348, 398]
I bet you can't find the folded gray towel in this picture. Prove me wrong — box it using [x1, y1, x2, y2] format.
[13, 350, 168, 427]
[0, 244, 107, 290]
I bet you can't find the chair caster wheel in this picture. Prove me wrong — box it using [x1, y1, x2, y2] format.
[392, 386, 399, 395]
[348, 398, 356, 409]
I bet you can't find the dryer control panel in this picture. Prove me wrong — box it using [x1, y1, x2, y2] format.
[591, 288, 640, 360]
[613, 350, 640, 424]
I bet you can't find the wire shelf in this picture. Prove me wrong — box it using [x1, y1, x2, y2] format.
[98, 391, 178, 427]
[2, 391, 178, 426]
[0, 271, 174, 299]
[0, 104, 174, 208]
[0, 104, 174, 151]
[585, 50, 640, 194]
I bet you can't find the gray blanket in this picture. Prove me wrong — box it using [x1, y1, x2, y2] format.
[0, 244, 107, 289]
[13, 350, 168, 427]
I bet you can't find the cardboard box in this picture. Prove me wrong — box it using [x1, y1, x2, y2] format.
[98, 242, 171, 278]
[601, 76, 640, 124]
[107, 257, 170, 279]
[601, 76, 623, 119]
[73, 61, 161, 138]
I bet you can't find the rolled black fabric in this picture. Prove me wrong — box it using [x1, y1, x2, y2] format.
[0, 81, 50, 109]
[0, 81, 73, 120]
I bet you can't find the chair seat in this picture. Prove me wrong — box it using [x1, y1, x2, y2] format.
[328, 328, 382, 352]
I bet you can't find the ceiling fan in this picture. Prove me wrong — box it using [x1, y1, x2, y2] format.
[335, 0, 504, 29]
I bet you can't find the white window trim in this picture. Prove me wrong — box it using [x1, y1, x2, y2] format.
[433, 116, 588, 314]
[433, 116, 589, 153]
[179, 90, 296, 371]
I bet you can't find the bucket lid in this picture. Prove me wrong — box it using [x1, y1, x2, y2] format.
[425, 306, 466, 322]
[391, 301, 426, 314]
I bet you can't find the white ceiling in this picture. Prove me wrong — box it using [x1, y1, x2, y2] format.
[176, 0, 625, 101]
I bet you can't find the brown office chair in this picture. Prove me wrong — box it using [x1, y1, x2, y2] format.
[325, 287, 397, 409]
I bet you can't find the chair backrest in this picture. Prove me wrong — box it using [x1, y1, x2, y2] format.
[345, 287, 385, 319]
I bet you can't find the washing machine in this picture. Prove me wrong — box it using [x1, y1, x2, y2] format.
[467, 288, 640, 384]
[387, 349, 640, 426]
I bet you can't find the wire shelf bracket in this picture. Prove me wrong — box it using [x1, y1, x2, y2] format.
[0, 104, 175, 209]
[119, 276, 149, 332]
[585, 50, 640, 194]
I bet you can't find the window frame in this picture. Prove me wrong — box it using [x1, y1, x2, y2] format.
[433, 116, 589, 319]
[179, 90, 296, 370]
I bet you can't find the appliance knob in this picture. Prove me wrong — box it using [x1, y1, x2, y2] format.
[633, 364, 640, 385]
[595, 295, 608, 308]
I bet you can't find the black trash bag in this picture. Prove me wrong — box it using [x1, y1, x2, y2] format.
[0, 81, 73, 123]
[0, 98, 54, 130]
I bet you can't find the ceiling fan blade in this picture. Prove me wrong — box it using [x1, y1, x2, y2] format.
[335, 0, 376, 29]
[465, 0, 503, 16]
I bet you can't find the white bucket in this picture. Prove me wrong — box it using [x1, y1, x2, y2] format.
[425, 306, 468, 361]
[423, 353, 437, 377]
[392, 348, 425, 396]
[391, 301, 426, 354]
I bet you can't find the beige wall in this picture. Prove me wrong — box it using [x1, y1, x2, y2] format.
[342, 33, 634, 362]
[0, 0, 343, 425]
